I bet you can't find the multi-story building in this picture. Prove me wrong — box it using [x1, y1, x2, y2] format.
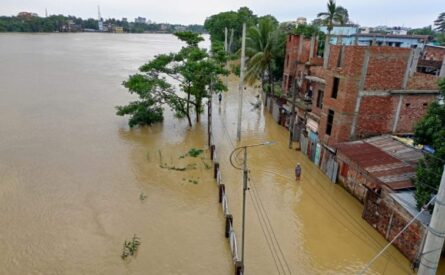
[281, 33, 442, 180]
[134, 17, 146, 24]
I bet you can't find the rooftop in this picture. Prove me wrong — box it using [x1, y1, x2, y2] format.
[336, 135, 423, 190]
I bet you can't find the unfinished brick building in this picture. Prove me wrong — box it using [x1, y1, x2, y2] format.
[281, 34, 441, 162]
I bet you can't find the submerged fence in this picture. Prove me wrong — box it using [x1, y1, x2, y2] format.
[208, 99, 244, 275]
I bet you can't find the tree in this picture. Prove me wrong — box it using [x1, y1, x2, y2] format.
[408, 25, 435, 36]
[317, 0, 348, 35]
[245, 17, 285, 95]
[413, 78, 445, 209]
[116, 32, 227, 128]
[434, 12, 445, 33]
[204, 7, 258, 52]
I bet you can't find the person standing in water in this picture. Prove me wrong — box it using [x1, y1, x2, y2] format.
[218, 93, 222, 104]
[295, 163, 302, 181]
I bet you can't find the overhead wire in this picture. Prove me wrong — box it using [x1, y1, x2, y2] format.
[262, 130, 415, 274]
[215, 96, 290, 274]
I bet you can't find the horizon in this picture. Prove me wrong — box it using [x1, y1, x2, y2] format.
[1, 0, 443, 29]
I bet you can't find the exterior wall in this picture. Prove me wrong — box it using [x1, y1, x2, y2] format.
[423, 45, 445, 61]
[316, 45, 439, 144]
[407, 72, 441, 90]
[356, 96, 394, 138]
[364, 47, 410, 90]
[395, 94, 435, 133]
[283, 34, 319, 93]
[363, 190, 425, 262]
[336, 155, 373, 202]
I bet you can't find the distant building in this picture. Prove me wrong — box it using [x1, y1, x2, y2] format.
[17, 12, 38, 19]
[122, 17, 127, 22]
[174, 25, 186, 31]
[296, 17, 307, 25]
[113, 26, 124, 33]
[135, 17, 146, 24]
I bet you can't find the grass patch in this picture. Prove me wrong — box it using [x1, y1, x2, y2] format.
[121, 235, 141, 260]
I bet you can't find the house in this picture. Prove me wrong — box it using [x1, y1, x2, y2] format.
[335, 135, 431, 263]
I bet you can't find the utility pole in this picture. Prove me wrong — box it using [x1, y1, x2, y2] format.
[224, 27, 229, 90]
[288, 79, 297, 149]
[229, 141, 275, 275]
[418, 165, 445, 275]
[237, 23, 246, 142]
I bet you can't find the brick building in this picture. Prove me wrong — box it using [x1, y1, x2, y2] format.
[335, 135, 430, 262]
[280, 34, 441, 181]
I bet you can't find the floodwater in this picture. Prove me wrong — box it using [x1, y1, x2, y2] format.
[0, 33, 441, 274]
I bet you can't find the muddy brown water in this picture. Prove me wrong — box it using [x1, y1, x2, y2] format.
[0, 33, 443, 274]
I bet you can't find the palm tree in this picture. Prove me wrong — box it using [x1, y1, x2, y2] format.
[434, 12, 445, 33]
[317, 0, 348, 36]
[245, 18, 284, 95]
[317, 0, 348, 67]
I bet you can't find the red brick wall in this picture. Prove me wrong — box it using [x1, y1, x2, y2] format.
[365, 47, 411, 90]
[363, 190, 425, 262]
[396, 94, 436, 133]
[356, 96, 394, 138]
[407, 72, 440, 90]
[423, 45, 445, 61]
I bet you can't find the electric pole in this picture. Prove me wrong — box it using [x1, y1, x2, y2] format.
[418, 165, 445, 275]
[288, 79, 297, 149]
[224, 27, 228, 90]
[237, 23, 246, 142]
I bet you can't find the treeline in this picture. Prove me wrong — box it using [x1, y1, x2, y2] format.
[0, 15, 205, 33]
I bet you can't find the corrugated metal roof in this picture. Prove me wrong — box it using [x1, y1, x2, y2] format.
[336, 135, 423, 190]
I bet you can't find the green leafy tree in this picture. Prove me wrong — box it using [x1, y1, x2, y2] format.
[117, 32, 227, 128]
[245, 17, 285, 95]
[414, 78, 445, 209]
[434, 12, 445, 33]
[204, 7, 258, 52]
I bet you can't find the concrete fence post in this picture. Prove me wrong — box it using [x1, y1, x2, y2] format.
[219, 184, 225, 203]
[210, 145, 215, 160]
[214, 162, 219, 179]
[225, 214, 233, 238]
[235, 261, 244, 275]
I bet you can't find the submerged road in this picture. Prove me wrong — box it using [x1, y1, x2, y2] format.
[211, 75, 419, 274]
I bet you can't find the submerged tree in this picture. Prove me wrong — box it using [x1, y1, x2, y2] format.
[413, 78, 445, 209]
[116, 31, 227, 127]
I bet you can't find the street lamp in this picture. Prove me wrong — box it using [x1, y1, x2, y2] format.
[229, 141, 275, 274]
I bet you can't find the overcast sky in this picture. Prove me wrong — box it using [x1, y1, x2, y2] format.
[1, 0, 442, 28]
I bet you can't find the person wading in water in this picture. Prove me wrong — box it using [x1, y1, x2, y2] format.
[295, 163, 302, 181]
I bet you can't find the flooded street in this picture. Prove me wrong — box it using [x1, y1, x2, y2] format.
[0, 33, 440, 274]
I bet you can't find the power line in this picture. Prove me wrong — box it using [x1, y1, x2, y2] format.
[358, 195, 437, 274]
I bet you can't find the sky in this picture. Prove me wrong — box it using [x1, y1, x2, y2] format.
[1, 0, 442, 28]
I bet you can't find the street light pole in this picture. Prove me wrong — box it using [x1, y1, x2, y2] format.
[229, 141, 275, 274]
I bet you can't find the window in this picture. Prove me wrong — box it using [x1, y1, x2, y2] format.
[326, 109, 334, 135]
[331, 77, 340, 99]
[395, 42, 401, 47]
[316, 89, 324, 109]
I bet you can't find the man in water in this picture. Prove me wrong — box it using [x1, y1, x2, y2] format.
[295, 163, 301, 181]
[218, 93, 222, 104]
